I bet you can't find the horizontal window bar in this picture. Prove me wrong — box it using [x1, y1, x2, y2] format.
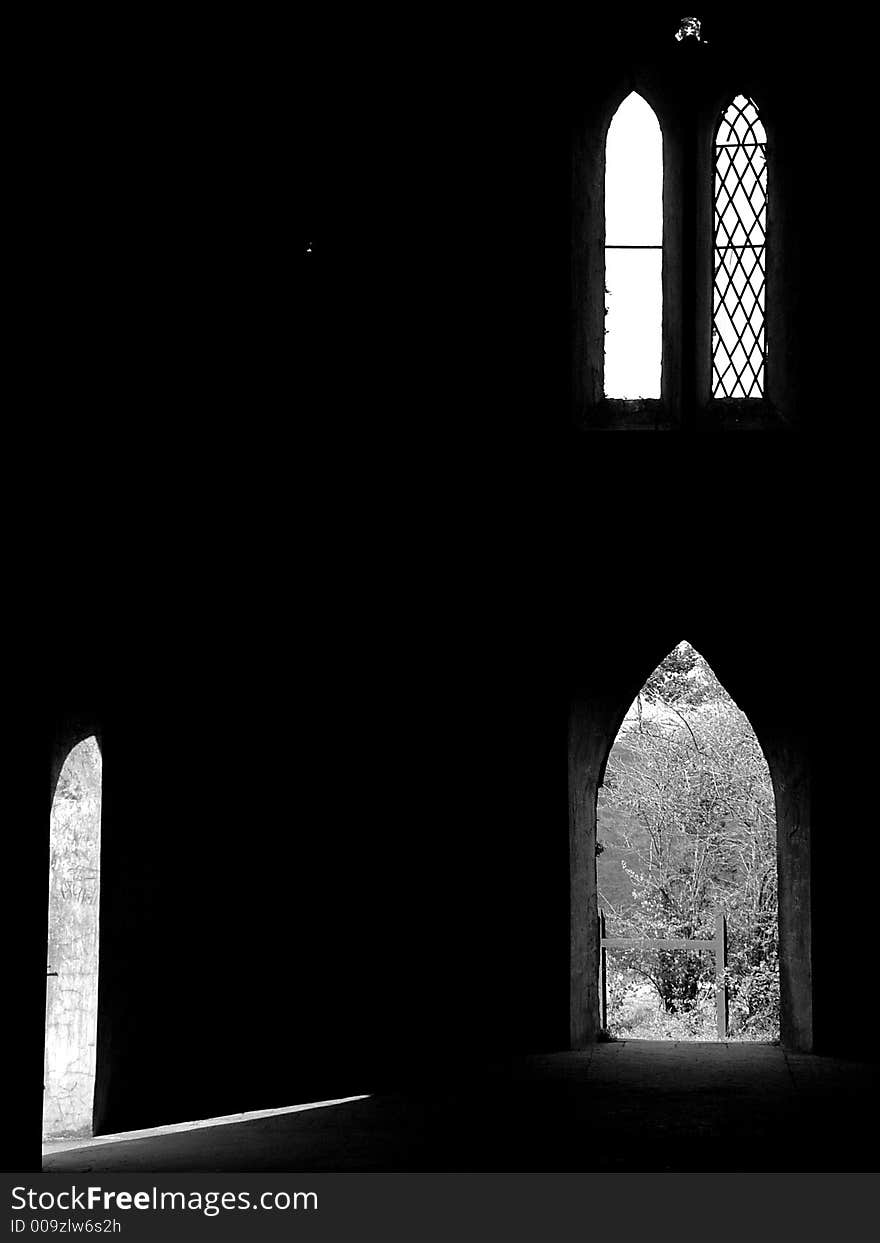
[602, 937, 718, 950]
[715, 243, 765, 250]
[605, 244, 662, 249]
[716, 142, 766, 148]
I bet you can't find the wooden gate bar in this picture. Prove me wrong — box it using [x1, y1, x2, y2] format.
[598, 908, 729, 1039]
[715, 911, 728, 1040]
[601, 937, 715, 950]
[599, 910, 608, 1030]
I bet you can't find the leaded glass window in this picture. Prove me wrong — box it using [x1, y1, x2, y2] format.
[604, 92, 663, 399]
[713, 95, 767, 398]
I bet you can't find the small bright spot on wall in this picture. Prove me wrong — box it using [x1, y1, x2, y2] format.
[604, 92, 663, 399]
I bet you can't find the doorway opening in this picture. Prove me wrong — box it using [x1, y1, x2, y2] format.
[44, 736, 102, 1139]
[596, 642, 779, 1041]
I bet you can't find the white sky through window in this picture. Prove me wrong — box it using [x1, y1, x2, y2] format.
[604, 92, 663, 399]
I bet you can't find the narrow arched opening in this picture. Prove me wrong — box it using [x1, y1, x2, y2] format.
[44, 736, 102, 1139]
[712, 94, 767, 399]
[604, 90, 664, 399]
[596, 642, 779, 1041]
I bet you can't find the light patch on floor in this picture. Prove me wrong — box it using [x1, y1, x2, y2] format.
[42, 1095, 370, 1155]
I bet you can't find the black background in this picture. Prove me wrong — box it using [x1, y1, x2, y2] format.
[12, 4, 876, 1194]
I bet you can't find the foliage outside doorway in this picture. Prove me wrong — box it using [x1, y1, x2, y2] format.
[597, 643, 779, 1041]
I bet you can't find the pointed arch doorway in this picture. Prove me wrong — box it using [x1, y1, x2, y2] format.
[568, 632, 812, 1052]
[596, 642, 779, 1041]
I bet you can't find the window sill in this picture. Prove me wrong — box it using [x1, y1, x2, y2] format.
[574, 398, 794, 432]
[576, 399, 675, 432]
[699, 399, 791, 431]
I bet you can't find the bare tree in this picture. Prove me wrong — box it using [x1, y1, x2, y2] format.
[598, 651, 778, 1036]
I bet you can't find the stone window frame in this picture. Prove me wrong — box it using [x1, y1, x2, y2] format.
[573, 76, 788, 431]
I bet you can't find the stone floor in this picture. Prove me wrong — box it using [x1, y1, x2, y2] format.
[42, 1042, 879, 1173]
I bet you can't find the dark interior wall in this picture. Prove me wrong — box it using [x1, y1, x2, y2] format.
[19, 6, 876, 1178]
[563, 520, 876, 1067]
[36, 617, 574, 1144]
[21, 484, 874, 1179]
[300, 11, 832, 449]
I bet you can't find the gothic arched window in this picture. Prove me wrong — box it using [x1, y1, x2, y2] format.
[712, 95, 767, 398]
[604, 92, 663, 399]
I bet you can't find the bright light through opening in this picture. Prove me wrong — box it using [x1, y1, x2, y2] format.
[604, 92, 663, 399]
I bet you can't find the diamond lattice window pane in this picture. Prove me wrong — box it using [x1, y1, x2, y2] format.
[713, 95, 767, 398]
